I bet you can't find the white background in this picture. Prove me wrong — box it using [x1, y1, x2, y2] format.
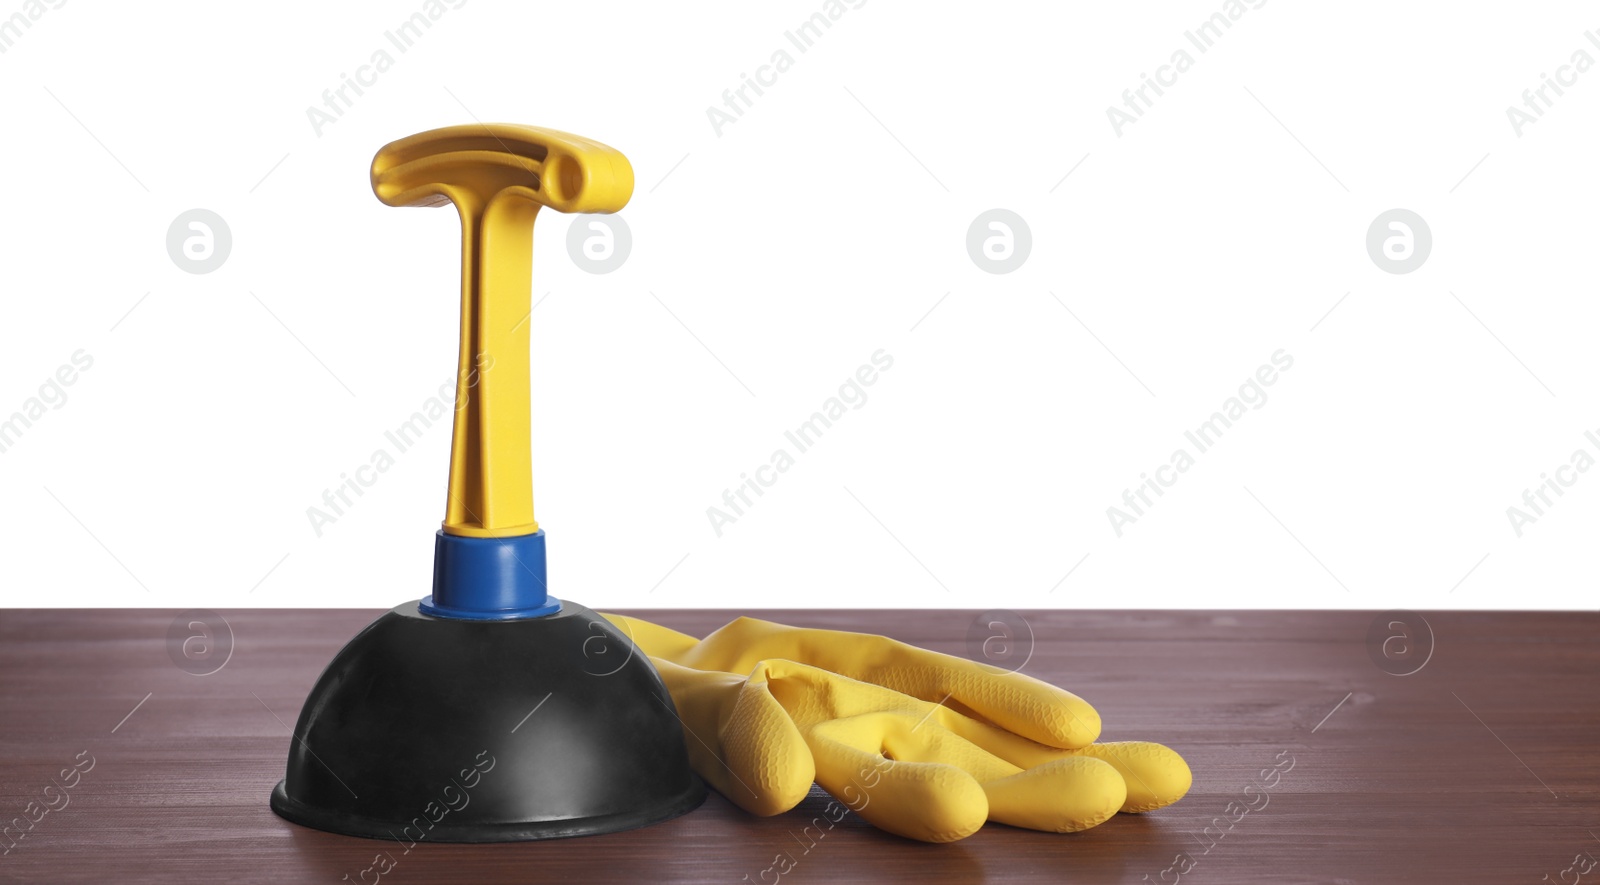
[1, 1, 1595, 611]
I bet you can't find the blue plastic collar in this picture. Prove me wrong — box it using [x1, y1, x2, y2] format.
[419, 529, 562, 620]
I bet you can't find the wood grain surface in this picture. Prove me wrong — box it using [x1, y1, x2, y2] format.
[0, 608, 1595, 884]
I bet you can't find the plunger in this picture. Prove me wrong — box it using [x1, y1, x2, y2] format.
[269, 125, 705, 841]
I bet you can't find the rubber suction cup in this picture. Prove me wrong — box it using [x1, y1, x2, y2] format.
[270, 600, 705, 841]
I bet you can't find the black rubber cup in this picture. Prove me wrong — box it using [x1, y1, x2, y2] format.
[270, 600, 705, 841]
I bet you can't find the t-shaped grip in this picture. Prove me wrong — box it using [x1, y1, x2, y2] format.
[372, 124, 633, 539]
[372, 124, 630, 537]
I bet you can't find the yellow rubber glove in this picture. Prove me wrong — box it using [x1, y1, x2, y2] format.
[601, 615, 1191, 843]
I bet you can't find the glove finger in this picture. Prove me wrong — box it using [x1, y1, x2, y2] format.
[1064, 741, 1193, 813]
[982, 757, 1126, 833]
[900, 666, 1101, 750]
[650, 659, 815, 817]
[872, 673, 1100, 754]
[806, 715, 989, 843]
[925, 710, 1191, 815]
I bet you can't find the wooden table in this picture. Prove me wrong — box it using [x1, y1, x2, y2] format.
[0, 609, 1593, 883]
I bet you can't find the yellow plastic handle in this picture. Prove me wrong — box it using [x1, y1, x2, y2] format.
[371, 124, 634, 537]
